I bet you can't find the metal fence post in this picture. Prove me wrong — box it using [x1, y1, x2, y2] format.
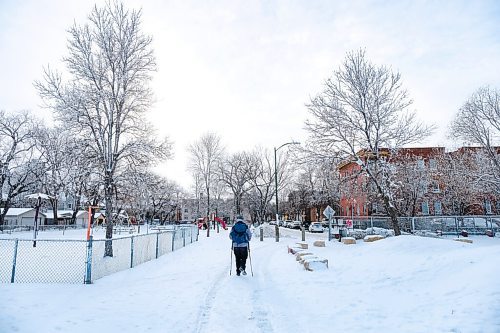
[130, 236, 134, 268]
[156, 233, 160, 259]
[84, 236, 93, 284]
[411, 217, 415, 232]
[172, 231, 175, 252]
[11, 239, 19, 283]
[370, 216, 373, 229]
[183, 228, 186, 247]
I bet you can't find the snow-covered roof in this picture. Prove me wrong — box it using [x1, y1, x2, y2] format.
[44, 210, 87, 219]
[0, 208, 45, 216]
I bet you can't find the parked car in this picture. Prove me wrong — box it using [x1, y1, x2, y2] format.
[284, 220, 293, 228]
[290, 220, 302, 229]
[309, 222, 324, 233]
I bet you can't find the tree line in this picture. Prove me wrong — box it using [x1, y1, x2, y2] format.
[1, 2, 498, 257]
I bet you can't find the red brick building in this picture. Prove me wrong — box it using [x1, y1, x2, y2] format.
[337, 147, 498, 217]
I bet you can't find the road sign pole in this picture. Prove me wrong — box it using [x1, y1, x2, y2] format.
[323, 205, 335, 242]
[328, 216, 332, 241]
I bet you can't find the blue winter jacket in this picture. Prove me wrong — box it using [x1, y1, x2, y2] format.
[229, 220, 252, 247]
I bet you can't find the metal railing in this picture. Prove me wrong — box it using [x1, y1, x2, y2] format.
[325, 215, 500, 235]
[0, 225, 199, 284]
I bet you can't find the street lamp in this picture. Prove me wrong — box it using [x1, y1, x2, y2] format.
[25, 192, 54, 247]
[274, 141, 300, 226]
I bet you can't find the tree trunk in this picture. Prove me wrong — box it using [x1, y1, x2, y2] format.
[382, 195, 401, 236]
[105, 173, 114, 257]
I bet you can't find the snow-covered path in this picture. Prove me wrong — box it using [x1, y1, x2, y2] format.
[1, 226, 500, 333]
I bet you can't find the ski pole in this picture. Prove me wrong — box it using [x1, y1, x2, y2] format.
[229, 243, 233, 276]
[248, 244, 254, 277]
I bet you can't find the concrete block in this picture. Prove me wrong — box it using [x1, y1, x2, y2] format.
[342, 237, 356, 245]
[454, 238, 473, 244]
[287, 246, 305, 255]
[303, 258, 329, 271]
[296, 242, 308, 249]
[295, 252, 313, 261]
[299, 254, 318, 264]
[313, 240, 326, 247]
[364, 235, 384, 242]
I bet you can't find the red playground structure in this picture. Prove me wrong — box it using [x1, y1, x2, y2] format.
[197, 217, 227, 230]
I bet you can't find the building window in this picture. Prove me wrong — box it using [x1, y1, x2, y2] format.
[418, 181, 427, 194]
[422, 201, 429, 215]
[431, 182, 440, 193]
[429, 158, 437, 170]
[434, 201, 442, 215]
[417, 159, 425, 169]
[485, 200, 492, 214]
[184, 208, 188, 213]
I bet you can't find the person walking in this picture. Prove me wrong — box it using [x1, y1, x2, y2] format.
[229, 215, 252, 276]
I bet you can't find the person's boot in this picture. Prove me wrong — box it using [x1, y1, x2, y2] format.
[241, 267, 247, 275]
[236, 268, 240, 276]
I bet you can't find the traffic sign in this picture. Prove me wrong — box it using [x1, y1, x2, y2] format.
[323, 205, 335, 219]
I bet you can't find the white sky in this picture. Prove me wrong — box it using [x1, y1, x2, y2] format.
[1, 0, 500, 191]
[1, 227, 500, 332]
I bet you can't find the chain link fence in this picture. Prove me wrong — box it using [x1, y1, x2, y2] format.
[0, 225, 199, 284]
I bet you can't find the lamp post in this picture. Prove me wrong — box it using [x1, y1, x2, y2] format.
[25, 192, 54, 247]
[274, 141, 300, 227]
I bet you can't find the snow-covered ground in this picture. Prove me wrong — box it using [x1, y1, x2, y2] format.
[1, 225, 500, 333]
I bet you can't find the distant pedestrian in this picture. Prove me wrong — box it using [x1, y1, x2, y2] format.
[229, 215, 252, 276]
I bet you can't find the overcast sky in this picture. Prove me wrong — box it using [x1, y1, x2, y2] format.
[1, 0, 500, 190]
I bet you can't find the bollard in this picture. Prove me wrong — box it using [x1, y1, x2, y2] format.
[155, 233, 159, 259]
[84, 236, 93, 284]
[301, 227, 305, 241]
[260, 227, 264, 241]
[11, 239, 19, 283]
[130, 236, 135, 268]
[275, 225, 279, 242]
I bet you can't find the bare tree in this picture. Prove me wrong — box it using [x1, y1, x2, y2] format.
[305, 49, 434, 235]
[0, 110, 43, 225]
[188, 133, 224, 232]
[35, 2, 171, 256]
[450, 86, 500, 193]
[218, 151, 253, 215]
[391, 156, 433, 217]
[36, 126, 74, 225]
[246, 147, 289, 223]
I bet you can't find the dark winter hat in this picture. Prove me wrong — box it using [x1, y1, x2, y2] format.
[236, 215, 244, 221]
